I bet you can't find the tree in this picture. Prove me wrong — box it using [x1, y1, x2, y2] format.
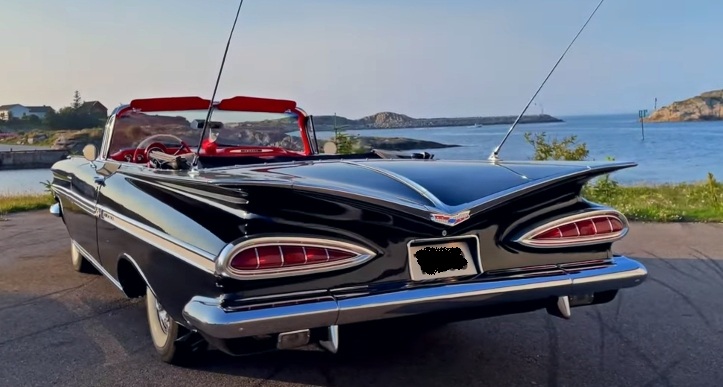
[334, 131, 356, 154]
[42, 91, 104, 130]
[71, 90, 82, 110]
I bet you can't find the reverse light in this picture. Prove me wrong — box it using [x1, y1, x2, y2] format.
[514, 210, 629, 248]
[218, 237, 376, 279]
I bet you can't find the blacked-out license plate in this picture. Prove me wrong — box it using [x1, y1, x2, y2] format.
[408, 241, 479, 281]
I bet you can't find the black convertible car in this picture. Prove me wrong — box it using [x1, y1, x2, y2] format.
[49, 95, 647, 365]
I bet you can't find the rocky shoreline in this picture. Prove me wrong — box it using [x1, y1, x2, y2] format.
[646, 89, 723, 122]
[310, 112, 563, 131]
[0, 127, 459, 163]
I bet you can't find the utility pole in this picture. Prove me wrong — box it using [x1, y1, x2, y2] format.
[638, 109, 648, 141]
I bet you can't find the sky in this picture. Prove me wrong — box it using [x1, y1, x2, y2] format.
[1, 0, 722, 119]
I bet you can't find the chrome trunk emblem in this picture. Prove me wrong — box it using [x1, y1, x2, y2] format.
[430, 210, 471, 226]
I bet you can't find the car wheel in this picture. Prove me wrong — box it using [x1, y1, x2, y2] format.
[71, 242, 97, 274]
[145, 286, 202, 365]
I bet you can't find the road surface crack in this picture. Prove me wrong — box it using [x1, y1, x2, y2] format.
[649, 277, 713, 329]
[0, 277, 99, 312]
[0, 302, 135, 347]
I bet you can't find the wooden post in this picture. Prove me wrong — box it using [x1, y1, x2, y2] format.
[638, 109, 648, 141]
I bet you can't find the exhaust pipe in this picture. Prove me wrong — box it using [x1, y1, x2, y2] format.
[546, 292, 607, 319]
[546, 296, 571, 319]
[276, 329, 311, 350]
[319, 325, 339, 354]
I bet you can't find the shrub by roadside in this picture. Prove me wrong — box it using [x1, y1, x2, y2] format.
[0, 193, 55, 217]
[2, 134, 721, 222]
[524, 132, 723, 222]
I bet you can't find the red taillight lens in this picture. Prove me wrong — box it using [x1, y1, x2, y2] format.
[229, 244, 359, 271]
[532, 215, 625, 240]
[517, 211, 628, 248]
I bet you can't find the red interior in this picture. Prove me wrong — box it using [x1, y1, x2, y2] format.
[110, 96, 313, 163]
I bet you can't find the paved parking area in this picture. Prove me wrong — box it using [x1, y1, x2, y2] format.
[1, 211, 722, 386]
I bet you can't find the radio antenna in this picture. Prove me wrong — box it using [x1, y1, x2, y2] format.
[488, 0, 606, 161]
[192, 0, 245, 169]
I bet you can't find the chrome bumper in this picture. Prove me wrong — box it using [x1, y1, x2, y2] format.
[182, 256, 647, 339]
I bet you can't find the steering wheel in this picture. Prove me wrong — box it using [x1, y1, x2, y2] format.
[131, 134, 192, 164]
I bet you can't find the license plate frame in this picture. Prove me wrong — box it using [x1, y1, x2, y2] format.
[407, 236, 481, 281]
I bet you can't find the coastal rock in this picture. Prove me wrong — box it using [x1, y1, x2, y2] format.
[357, 136, 458, 151]
[311, 112, 563, 131]
[359, 112, 416, 128]
[647, 89, 723, 122]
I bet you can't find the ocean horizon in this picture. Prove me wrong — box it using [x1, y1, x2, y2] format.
[1, 112, 721, 195]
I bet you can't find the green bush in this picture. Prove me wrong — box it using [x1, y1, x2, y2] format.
[522, 131, 723, 222]
[523, 132, 589, 161]
[523, 131, 616, 200]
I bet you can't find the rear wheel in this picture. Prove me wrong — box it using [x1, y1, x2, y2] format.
[70, 242, 97, 274]
[145, 287, 205, 365]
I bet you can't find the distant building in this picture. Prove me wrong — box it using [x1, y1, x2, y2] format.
[79, 101, 108, 118]
[0, 104, 55, 120]
[27, 106, 54, 119]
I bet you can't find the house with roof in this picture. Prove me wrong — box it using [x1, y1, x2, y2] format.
[0, 104, 55, 121]
[79, 101, 108, 118]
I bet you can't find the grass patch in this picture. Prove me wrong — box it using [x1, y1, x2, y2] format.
[522, 131, 722, 223]
[0, 193, 55, 216]
[2, 181, 721, 223]
[582, 176, 723, 222]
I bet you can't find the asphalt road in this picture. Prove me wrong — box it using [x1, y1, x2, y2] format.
[1, 211, 722, 387]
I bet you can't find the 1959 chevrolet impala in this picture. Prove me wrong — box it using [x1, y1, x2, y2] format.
[49, 95, 647, 365]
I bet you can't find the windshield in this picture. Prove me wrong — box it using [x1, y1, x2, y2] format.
[107, 109, 304, 157]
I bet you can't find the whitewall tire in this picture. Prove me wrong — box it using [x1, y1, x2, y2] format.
[70, 242, 97, 274]
[145, 286, 201, 365]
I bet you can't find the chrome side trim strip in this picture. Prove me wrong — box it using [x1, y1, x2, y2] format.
[72, 240, 123, 291]
[182, 256, 648, 339]
[53, 185, 98, 217]
[52, 183, 216, 273]
[99, 208, 216, 273]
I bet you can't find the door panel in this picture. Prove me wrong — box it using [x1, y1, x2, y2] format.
[55, 158, 101, 261]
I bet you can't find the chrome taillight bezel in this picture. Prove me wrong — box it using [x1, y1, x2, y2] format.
[215, 236, 377, 280]
[513, 209, 630, 248]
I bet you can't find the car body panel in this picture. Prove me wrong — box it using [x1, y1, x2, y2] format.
[48, 95, 647, 359]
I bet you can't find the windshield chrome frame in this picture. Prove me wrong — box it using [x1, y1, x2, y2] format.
[100, 104, 316, 165]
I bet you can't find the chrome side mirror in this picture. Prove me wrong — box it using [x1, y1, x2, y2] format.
[82, 144, 97, 161]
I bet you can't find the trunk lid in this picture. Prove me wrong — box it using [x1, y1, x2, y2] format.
[120, 158, 635, 219]
[209, 159, 635, 213]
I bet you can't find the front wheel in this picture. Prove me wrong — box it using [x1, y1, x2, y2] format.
[145, 287, 206, 365]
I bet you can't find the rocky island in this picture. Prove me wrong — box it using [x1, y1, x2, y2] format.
[0, 126, 459, 159]
[310, 111, 563, 130]
[646, 89, 723, 122]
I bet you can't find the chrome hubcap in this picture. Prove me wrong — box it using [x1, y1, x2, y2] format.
[155, 299, 171, 334]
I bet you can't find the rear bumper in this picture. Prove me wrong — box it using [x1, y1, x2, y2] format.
[182, 256, 647, 339]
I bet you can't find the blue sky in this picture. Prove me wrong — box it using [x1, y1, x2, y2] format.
[1, 0, 722, 118]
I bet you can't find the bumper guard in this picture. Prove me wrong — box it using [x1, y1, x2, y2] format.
[182, 256, 647, 339]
